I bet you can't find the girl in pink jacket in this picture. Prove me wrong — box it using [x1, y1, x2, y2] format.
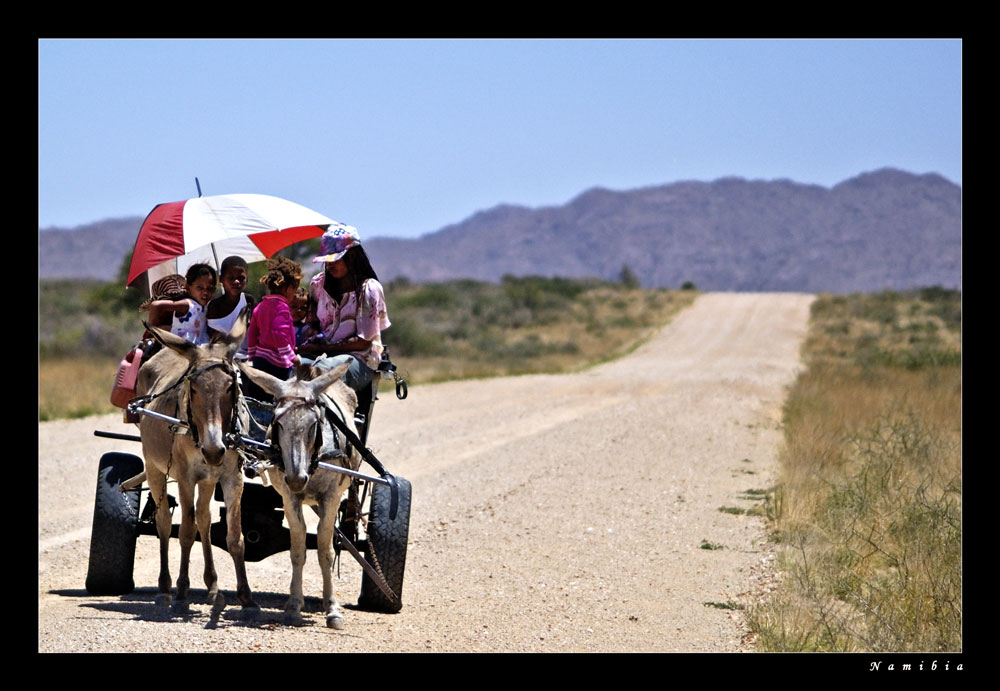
[246, 255, 303, 400]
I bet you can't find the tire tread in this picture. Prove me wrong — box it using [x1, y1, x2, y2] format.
[85, 453, 143, 595]
[358, 476, 411, 613]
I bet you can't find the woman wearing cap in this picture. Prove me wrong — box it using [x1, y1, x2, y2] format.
[296, 225, 391, 391]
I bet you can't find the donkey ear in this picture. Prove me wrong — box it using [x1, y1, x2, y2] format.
[237, 361, 288, 398]
[145, 322, 196, 357]
[221, 306, 251, 358]
[292, 360, 315, 381]
[307, 362, 351, 397]
[230, 305, 251, 342]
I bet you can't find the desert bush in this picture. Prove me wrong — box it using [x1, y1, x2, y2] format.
[385, 314, 446, 357]
[393, 282, 460, 310]
[855, 290, 901, 325]
[749, 289, 962, 652]
[753, 410, 961, 652]
[619, 264, 641, 289]
[39, 280, 146, 357]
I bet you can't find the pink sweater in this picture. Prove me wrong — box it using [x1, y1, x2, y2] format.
[248, 295, 296, 368]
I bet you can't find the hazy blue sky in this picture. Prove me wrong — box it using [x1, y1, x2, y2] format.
[38, 38, 962, 238]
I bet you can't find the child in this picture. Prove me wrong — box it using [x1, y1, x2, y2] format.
[140, 274, 188, 330]
[144, 264, 217, 345]
[290, 286, 316, 347]
[115, 273, 189, 417]
[246, 255, 303, 400]
[207, 256, 256, 360]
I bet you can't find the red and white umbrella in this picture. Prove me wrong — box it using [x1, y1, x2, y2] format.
[126, 193, 341, 289]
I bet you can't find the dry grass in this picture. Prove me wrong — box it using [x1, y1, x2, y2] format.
[746, 289, 962, 652]
[38, 355, 121, 421]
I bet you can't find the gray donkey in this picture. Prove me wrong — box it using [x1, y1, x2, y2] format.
[136, 317, 258, 615]
[239, 361, 361, 629]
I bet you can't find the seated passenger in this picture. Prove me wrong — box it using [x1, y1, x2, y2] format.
[140, 273, 188, 333]
[245, 255, 303, 401]
[290, 287, 315, 347]
[143, 264, 217, 345]
[207, 255, 256, 361]
[296, 225, 391, 392]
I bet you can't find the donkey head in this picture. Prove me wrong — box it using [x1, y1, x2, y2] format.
[238, 362, 353, 493]
[146, 308, 248, 466]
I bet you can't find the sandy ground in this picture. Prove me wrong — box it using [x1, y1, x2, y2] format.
[38, 292, 814, 653]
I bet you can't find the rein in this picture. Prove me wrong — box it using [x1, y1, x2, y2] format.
[129, 358, 241, 445]
[268, 396, 344, 474]
[127, 355, 241, 510]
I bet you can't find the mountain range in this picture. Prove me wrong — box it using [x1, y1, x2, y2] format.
[39, 168, 961, 293]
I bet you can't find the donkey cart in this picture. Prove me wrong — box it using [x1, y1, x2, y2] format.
[86, 351, 412, 615]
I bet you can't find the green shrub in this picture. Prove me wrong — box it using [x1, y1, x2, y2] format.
[855, 291, 900, 324]
[750, 289, 962, 652]
[393, 283, 459, 309]
[385, 314, 444, 356]
[619, 264, 641, 289]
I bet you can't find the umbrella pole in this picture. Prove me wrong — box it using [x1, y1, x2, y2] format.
[193, 177, 221, 271]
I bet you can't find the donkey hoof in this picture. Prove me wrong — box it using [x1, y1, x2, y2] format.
[171, 599, 190, 615]
[284, 610, 303, 626]
[155, 593, 173, 608]
[209, 591, 226, 612]
[241, 603, 261, 621]
[326, 613, 345, 630]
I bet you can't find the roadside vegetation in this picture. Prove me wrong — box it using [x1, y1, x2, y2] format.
[384, 275, 694, 381]
[746, 288, 962, 652]
[38, 263, 695, 420]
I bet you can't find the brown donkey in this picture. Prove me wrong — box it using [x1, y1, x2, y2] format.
[136, 315, 258, 616]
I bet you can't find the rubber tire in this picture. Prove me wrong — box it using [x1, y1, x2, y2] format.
[357, 476, 411, 613]
[85, 453, 144, 595]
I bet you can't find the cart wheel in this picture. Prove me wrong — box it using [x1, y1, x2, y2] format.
[85, 452, 144, 595]
[358, 476, 411, 613]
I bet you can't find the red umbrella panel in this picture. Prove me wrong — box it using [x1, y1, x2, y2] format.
[127, 194, 341, 289]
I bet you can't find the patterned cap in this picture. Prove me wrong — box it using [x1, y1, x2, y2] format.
[313, 224, 361, 263]
[140, 274, 188, 310]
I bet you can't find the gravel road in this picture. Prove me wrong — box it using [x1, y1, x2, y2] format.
[38, 292, 814, 653]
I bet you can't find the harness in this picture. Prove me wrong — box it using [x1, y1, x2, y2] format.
[128, 358, 242, 448]
[266, 391, 358, 473]
[125, 356, 242, 511]
[130, 359, 400, 519]
[181, 360, 241, 446]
